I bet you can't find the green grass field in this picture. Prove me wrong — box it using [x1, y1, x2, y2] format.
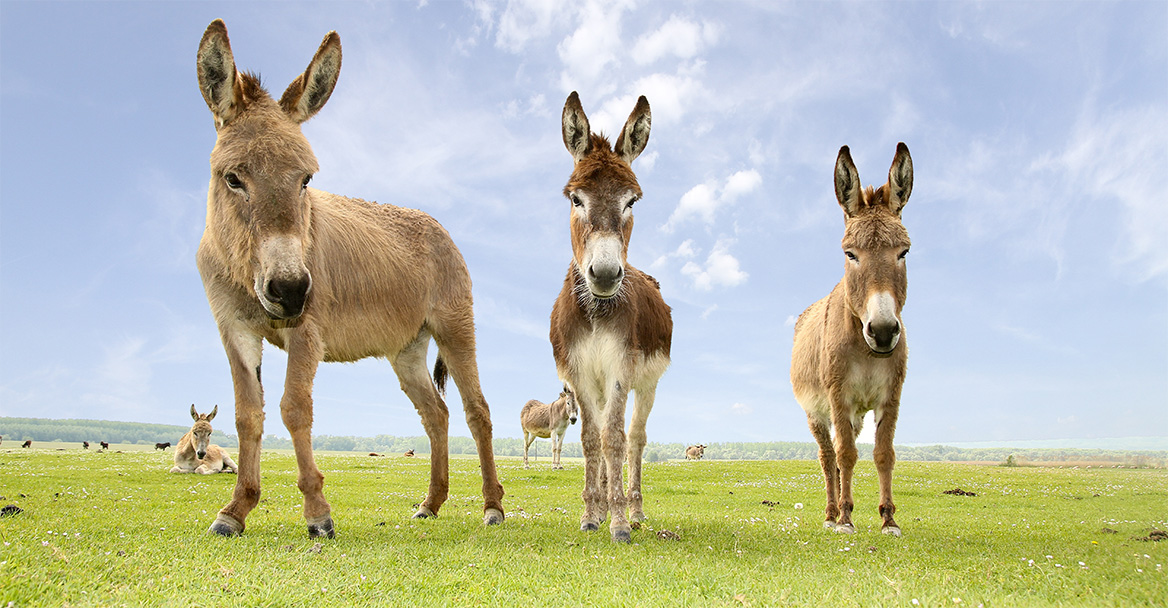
[1, 444, 1164, 607]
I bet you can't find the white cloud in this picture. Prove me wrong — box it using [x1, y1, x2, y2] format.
[492, 0, 567, 52]
[557, 0, 631, 94]
[730, 402, 752, 415]
[650, 238, 696, 270]
[662, 169, 762, 232]
[681, 239, 749, 291]
[700, 304, 719, 319]
[631, 15, 720, 65]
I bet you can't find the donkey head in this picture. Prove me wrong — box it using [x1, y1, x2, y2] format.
[197, 20, 342, 320]
[834, 143, 913, 355]
[561, 92, 652, 301]
[189, 404, 219, 460]
[560, 387, 579, 425]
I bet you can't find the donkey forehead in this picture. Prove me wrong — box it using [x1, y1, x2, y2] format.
[564, 153, 641, 199]
[842, 209, 910, 250]
[211, 110, 319, 175]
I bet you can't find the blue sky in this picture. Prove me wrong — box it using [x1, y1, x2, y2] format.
[1, 1, 1164, 446]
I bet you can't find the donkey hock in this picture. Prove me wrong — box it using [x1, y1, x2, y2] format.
[195, 20, 504, 538]
[551, 92, 673, 543]
[791, 143, 913, 536]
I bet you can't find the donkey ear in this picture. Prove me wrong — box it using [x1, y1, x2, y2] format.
[190, 404, 199, 421]
[887, 142, 913, 215]
[614, 96, 651, 164]
[207, 405, 218, 422]
[834, 145, 862, 217]
[197, 19, 241, 127]
[562, 91, 592, 162]
[280, 31, 342, 124]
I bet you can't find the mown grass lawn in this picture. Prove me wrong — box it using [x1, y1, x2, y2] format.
[1, 445, 1165, 607]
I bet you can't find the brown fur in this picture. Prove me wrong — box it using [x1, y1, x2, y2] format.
[520, 389, 579, 469]
[551, 92, 672, 543]
[685, 444, 705, 460]
[171, 405, 237, 474]
[791, 143, 913, 536]
[194, 20, 503, 538]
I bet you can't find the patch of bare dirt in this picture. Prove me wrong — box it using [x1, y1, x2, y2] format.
[943, 488, 977, 496]
[1133, 530, 1166, 542]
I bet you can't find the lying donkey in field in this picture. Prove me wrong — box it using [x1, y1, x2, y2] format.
[520, 388, 578, 469]
[685, 444, 705, 460]
[171, 405, 237, 475]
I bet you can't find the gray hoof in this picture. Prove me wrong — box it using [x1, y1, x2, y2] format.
[307, 514, 335, 539]
[412, 506, 436, 519]
[882, 526, 902, 537]
[483, 508, 504, 526]
[208, 514, 243, 537]
[823, 520, 838, 531]
[612, 528, 632, 543]
[833, 523, 856, 534]
[580, 521, 600, 532]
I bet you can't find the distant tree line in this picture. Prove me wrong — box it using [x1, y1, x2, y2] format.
[3, 417, 1163, 467]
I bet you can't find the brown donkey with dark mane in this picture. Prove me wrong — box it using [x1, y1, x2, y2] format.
[194, 20, 504, 538]
[791, 143, 913, 536]
[551, 92, 673, 543]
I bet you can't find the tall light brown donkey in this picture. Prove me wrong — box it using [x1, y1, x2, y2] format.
[194, 20, 504, 538]
[551, 92, 673, 543]
[791, 143, 913, 536]
[520, 388, 578, 469]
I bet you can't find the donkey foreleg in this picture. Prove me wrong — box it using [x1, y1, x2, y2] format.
[829, 394, 859, 533]
[210, 329, 264, 537]
[282, 326, 333, 539]
[601, 384, 632, 543]
[626, 383, 656, 525]
[552, 428, 564, 469]
[873, 401, 901, 536]
[577, 398, 605, 532]
[523, 431, 535, 469]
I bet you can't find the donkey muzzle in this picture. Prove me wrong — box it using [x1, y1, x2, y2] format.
[863, 292, 901, 354]
[261, 274, 312, 319]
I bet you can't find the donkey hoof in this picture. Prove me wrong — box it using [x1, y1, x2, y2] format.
[412, 506, 436, 520]
[882, 526, 902, 537]
[823, 520, 838, 531]
[611, 528, 632, 543]
[833, 523, 856, 534]
[208, 514, 243, 537]
[307, 514, 335, 539]
[483, 508, 504, 526]
[580, 521, 600, 532]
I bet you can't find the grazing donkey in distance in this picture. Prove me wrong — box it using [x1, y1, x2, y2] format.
[194, 20, 503, 538]
[791, 143, 913, 537]
[685, 444, 705, 460]
[171, 405, 237, 475]
[155, 442, 171, 450]
[551, 92, 673, 543]
[21, 440, 31, 448]
[520, 388, 579, 469]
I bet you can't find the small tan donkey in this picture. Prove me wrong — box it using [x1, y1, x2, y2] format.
[791, 143, 913, 537]
[520, 388, 579, 469]
[194, 20, 504, 538]
[171, 405, 238, 475]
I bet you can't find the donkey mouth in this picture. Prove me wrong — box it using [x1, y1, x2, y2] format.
[867, 347, 896, 358]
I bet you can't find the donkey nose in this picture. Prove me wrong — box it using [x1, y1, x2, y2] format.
[196, 450, 207, 460]
[265, 275, 311, 317]
[866, 319, 900, 350]
[587, 263, 624, 293]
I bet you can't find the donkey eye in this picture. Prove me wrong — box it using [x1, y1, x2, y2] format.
[570, 193, 583, 208]
[625, 196, 639, 210]
[898, 248, 909, 260]
[845, 251, 858, 262]
[224, 172, 244, 190]
[301, 174, 313, 190]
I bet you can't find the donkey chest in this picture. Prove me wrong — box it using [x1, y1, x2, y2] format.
[568, 327, 630, 387]
[840, 359, 899, 412]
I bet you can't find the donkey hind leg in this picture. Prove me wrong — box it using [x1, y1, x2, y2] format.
[281, 326, 334, 539]
[873, 403, 901, 536]
[210, 329, 264, 537]
[626, 382, 657, 525]
[806, 413, 841, 531]
[433, 328, 504, 525]
[523, 431, 535, 469]
[392, 334, 450, 520]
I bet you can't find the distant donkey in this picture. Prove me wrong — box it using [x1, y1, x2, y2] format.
[193, 20, 503, 538]
[22, 440, 31, 448]
[685, 445, 705, 460]
[171, 405, 237, 475]
[551, 92, 673, 542]
[155, 442, 171, 450]
[791, 144, 913, 537]
[520, 388, 579, 469]
[83, 441, 90, 450]
[99, 441, 109, 450]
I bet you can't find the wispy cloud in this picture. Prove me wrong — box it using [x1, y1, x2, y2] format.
[662, 169, 762, 233]
[631, 15, 721, 65]
[681, 238, 749, 291]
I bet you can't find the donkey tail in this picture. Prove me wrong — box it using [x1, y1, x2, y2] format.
[432, 356, 448, 397]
